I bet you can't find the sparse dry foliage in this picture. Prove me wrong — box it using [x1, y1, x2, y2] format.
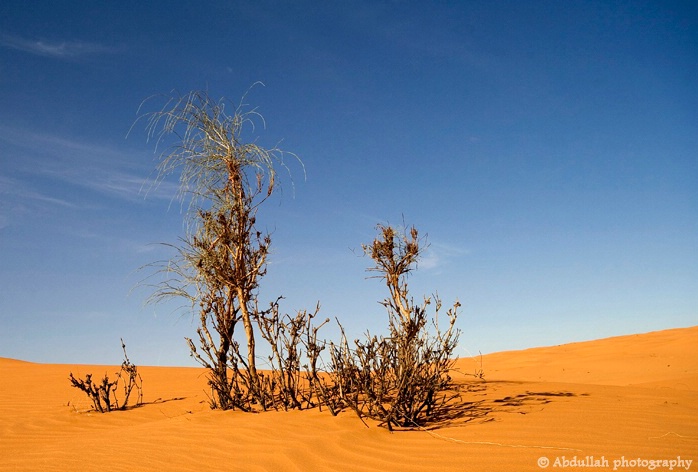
[328, 224, 461, 430]
[136, 89, 466, 424]
[140, 89, 280, 410]
[69, 339, 143, 413]
[139, 89, 326, 411]
[257, 302, 330, 411]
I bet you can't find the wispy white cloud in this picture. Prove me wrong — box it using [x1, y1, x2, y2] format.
[0, 175, 78, 209]
[0, 174, 78, 232]
[40, 165, 179, 203]
[419, 241, 470, 272]
[0, 125, 177, 204]
[0, 33, 118, 60]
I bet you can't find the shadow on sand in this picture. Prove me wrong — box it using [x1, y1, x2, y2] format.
[423, 380, 585, 430]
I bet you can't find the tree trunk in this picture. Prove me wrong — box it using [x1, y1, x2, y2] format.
[237, 287, 259, 397]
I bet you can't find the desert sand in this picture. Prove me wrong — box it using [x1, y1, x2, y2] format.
[1, 326, 696, 471]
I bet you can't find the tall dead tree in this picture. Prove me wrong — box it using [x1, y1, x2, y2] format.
[139, 89, 290, 409]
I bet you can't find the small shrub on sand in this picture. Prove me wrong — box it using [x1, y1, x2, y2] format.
[68, 339, 143, 413]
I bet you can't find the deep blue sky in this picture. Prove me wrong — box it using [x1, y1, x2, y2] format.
[1, 1, 696, 366]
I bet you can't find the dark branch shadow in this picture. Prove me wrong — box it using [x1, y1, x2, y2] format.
[416, 380, 585, 431]
[128, 396, 189, 409]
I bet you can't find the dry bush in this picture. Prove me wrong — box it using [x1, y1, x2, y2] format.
[139, 89, 333, 413]
[257, 301, 330, 411]
[328, 224, 461, 430]
[300, 315, 343, 416]
[186, 297, 329, 412]
[69, 340, 143, 413]
[136, 90, 464, 420]
[139, 89, 295, 410]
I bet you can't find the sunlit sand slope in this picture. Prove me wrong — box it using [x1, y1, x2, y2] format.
[1, 326, 696, 471]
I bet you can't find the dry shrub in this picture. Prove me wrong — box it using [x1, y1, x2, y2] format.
[327, 224, 461, 430]
[68, 339, 143, 413]
[136, 91, 464, 421]
[257, 301, 330, 411]
[187, 295, 329, 412]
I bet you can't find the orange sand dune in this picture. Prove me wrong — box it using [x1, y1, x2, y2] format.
[1, 326, 696, 471]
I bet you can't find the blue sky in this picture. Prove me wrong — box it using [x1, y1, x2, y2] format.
[1, 1, 696, 366]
